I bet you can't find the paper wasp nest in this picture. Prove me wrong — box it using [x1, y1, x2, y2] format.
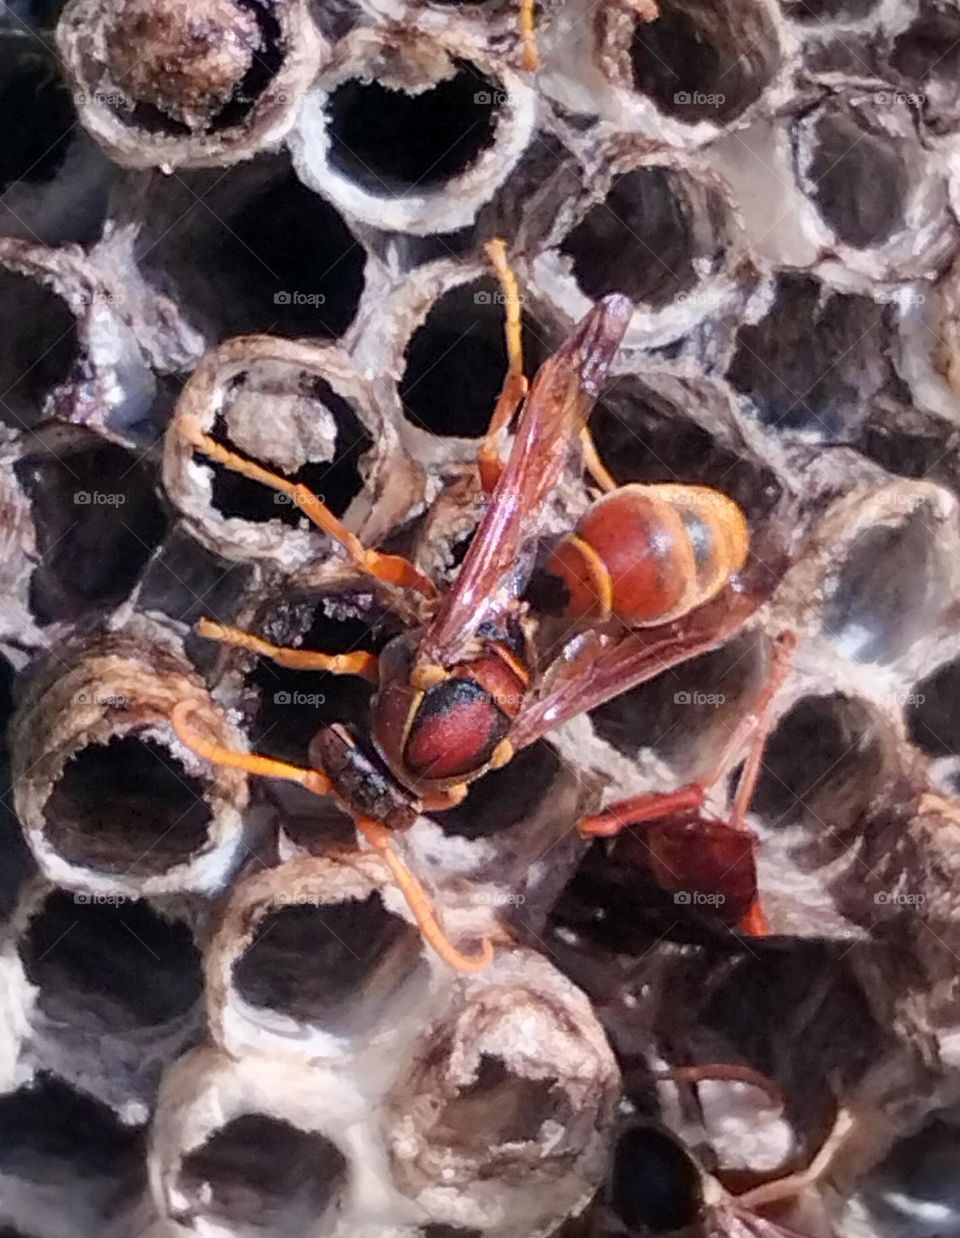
[2, 0, 960, 1234]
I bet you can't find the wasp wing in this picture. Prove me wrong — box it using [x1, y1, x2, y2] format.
[417, 294, 632, 667]
[510, 586, 765, 751]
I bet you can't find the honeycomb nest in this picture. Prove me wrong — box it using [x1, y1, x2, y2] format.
[3, 0, 960, 1234]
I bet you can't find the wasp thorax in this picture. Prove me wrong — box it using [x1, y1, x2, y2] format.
[548, 483, 749, 628]
[404, 678, 511, 782]
[105, 0, 262, 130]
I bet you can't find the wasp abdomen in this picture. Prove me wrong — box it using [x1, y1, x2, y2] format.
[547, 483, 749, 628]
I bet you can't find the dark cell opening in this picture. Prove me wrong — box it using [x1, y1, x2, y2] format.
[908, 660, 960, 758]
[728, 274, 889, 437]
[561, 169, 697, 307]
[608, 1125, 702, 1232]
[435, 1055, 562, 1146]
[15, 440, 167, 626]
[891, 4, 960, 98]
[751, 694, 883, 839]
[232, 893, 420, 1027]
[0, 272, 79, 430]
[423, 1228, 484, 1238]
[400, 277, 548, 437]
[0, 1073, 144, 1182]
[179, 1115, 346, 1235]
[823, 515, 948, 663]
[326, 62, 500, 195]
[206, 379, 372, 528]
[44, 735, 213, 875]
[0, 59, 75, 192]
[631, 0, 778, 123]
[863, 1118, 960, 1237]
[139, 168, 364, 341]
[809, 113, 908, 249]
[20, 890, 202, 1032]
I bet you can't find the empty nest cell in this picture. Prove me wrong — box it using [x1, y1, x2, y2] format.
[13, 433, 166, 627]
[43, 735, 212, 876]
[821, 499, 954, 664]
[0, 38, 75, 196]
[19, 889, 202, 1034]
[400, 276, 549, 438]
[136, 164, 365, 342]
[728, 273, 893, 438]
[0, 270, 79, 431]
[177, 1114, 347, 1237]
[291, 29, 536, 234]
[628, 0, 781, 124]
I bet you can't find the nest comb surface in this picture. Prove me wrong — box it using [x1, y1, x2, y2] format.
[2, 0, 960, 1234]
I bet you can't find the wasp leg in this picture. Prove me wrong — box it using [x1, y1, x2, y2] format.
[478, 238, 529, 494]
[174, 702, 494, 972]
[727, 629, 796, 830]
[580, 425, 619, 493]
[656, 1063, 784, 1110]
[734, 1109, 853, 1210]
[354, 814, 494, 972]
[170, 701, 332, 793]
[578, 785, 707, 837]
[178, 418, 436, 599]
[195, 619, 379, 683]
[520, 0, 540, 71]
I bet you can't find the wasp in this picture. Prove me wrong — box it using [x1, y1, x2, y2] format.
[171, 240, 770, 971]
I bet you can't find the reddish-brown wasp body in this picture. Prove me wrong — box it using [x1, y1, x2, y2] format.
[171, 240, 775, 970]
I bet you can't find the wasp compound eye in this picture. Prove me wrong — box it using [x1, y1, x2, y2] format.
[608, 1124, 704, 1234]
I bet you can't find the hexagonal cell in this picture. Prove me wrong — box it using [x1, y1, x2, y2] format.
[177, 1115, 347, 1237]
[399, 276, 550, 437]
[728, 274, 893, 437]
[560, 168, 702, 307]
[751, 693, 886, 844]
[605, 1124, 703, 1233]
[857, 1113, 960, 1237]
[43, 734, 212, 876]
[630, 0, 780, 124]
[137, 163, 365, 341]
[890, 1, 960, 133]
[231, 892, 424, 1036]
[822, 507, 952, 664]
[0, 1074, 145, 1229]
[0, 43, 75, 196]
[14, 436, 166, 626]
[206, 379, 372, 529]
[326, 65, 500, 196]
[805, 109, 909, 250]
[19, 890, 202, 1047]
[908, 659, 960, 758]
[0, 270, 79, 430]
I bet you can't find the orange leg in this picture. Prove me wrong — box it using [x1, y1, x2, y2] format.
[657, 1063, 784, 1110]
[520, 0, 540, 71]
[355, 816, 493, 972]
[478, 239, 528, 494]
[580, 425, 618, 493]
[178, 417, 436, 600]
[170, 703, 492, 973]
[196, 618, 379, 683]
[734, 1108, 853, 1210]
